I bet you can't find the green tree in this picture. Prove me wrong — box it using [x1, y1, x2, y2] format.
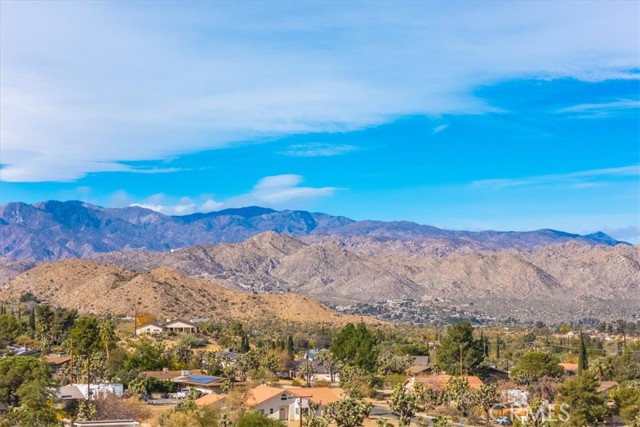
[315, 349, 340, 382]
[326, 397, 373, 427]
[236, 411, 284, 427]
[125, 337, 167, 372]
[611, 385, 640, 423]
[435, 321, 484, 375]
[68, 317, 102, 400]
[509, 352, 563, 385]
[331, 323, 378, 373]
[556, 372, 606, 427]
[99, 319, 118, 361]
[388, 384, 419, 427]
[0, 356, 57, 426]
[578, 331, 588, 375]
[0, 313, 24, 343]
[34, 304, 54, 353]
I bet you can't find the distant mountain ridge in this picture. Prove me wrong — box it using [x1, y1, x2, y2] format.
[0, 200, 628, 261]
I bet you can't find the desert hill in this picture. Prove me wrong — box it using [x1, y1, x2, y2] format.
[88, 233, 640, 322]
[0, 259, 376, 325]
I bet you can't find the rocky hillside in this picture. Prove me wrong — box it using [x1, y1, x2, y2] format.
[0, 259, 375, 325]
[0, 200, 625, 261]
[81, 233, 640, 322]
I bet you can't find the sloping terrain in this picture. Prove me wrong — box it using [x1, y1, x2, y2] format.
[0, 259, 376, 325]
[84, 234, 640, 321]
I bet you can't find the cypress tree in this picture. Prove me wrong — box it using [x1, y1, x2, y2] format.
[29, 308, 36, 331]
[578, 330, 588, 374]
[286, 335, 294, 357]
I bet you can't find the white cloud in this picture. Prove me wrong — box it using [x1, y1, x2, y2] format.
[472, 164, 640, 190]
[281, 143, 358, 157]
[432, 124, 449, 135]
[127, 174, 337, 214]
[1, 1, 639, 181]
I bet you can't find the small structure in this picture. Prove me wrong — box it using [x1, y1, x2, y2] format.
[135, 323, 164, 336]
[140, 369, 201, 381]
[246, 385, 308, 421]
[164, 319, 198, 334]
[135, 319, 199, 336]
[45, 353, 72, 374]
[72, 383, 124, 400]
[408, 374, 484, 394]
[195, 393, 227, 408]
[173, 373, 226, 395]
[408, 356, 431, 376]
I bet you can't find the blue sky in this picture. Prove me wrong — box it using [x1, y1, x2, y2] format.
[1, 1, 639, 241]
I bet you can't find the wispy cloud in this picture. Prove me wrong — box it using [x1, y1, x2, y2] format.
[129, 174, 337, 215]
[557, 99, 640, 118]
[432, 124, 449, 135]
[281, 143, 358, 157]
[1, 2, 638, 181]
[472, 164, 640, 190]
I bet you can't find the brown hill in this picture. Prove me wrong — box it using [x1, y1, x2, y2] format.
[0, 259, 376, 325]
[88, 234, 640, 322]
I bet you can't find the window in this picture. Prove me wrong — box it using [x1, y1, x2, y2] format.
[270, 409, 274, 414]
[258, 410, 265, 415]
[280, 394, 288, 401]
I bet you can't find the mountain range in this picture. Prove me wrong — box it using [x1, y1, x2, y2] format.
[1, 200, 637, 323]
[0, 200, 626, 261]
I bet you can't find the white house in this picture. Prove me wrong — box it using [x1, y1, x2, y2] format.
[135, 323, 164, 336]
[246, 385, 309, 421]
[163, 319, 198, 334]
[73, 383, 124, 400]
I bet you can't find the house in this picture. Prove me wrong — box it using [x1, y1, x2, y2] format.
[289, 386, 342, 413]
[135, 323, 164, 336]
[164, 319, 198, 334]
[134, 319, 199, 336]
[408, 356, 431, 376]
[195, 393, 227, 408]
[408, 374, 484, 394]
[173, 373, 226, 395]
[140, 369, 201, 381]
[480, 366, 510, 384]
[74, 383, 124, 400]
[246, 385, 308, 421]
[7, 344, 38, 356]
[287, 359, 340, 383]
[45, 353, 72, 373]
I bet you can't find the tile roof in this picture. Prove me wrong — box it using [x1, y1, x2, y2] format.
[195, 393, 227, 407]
[415, 374, 484, 392]
[45, 354, 72, 365]
[246, 385, 300, 406]
[287, 387, 343, 405]
[140, 369, 200, 381]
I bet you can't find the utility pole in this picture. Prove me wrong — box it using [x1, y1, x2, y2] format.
[133, 307, 137, 338]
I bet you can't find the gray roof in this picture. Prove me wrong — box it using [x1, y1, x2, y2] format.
[57, 385, 85, 400]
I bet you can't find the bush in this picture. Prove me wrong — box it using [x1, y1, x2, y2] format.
[237, 412, 284, 427]
[314, 380, 331, 388]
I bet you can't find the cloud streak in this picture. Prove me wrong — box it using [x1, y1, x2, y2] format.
[281, 143, 359, 157]
[472, 164, 640, 190]
[1, 1, 639, 181]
